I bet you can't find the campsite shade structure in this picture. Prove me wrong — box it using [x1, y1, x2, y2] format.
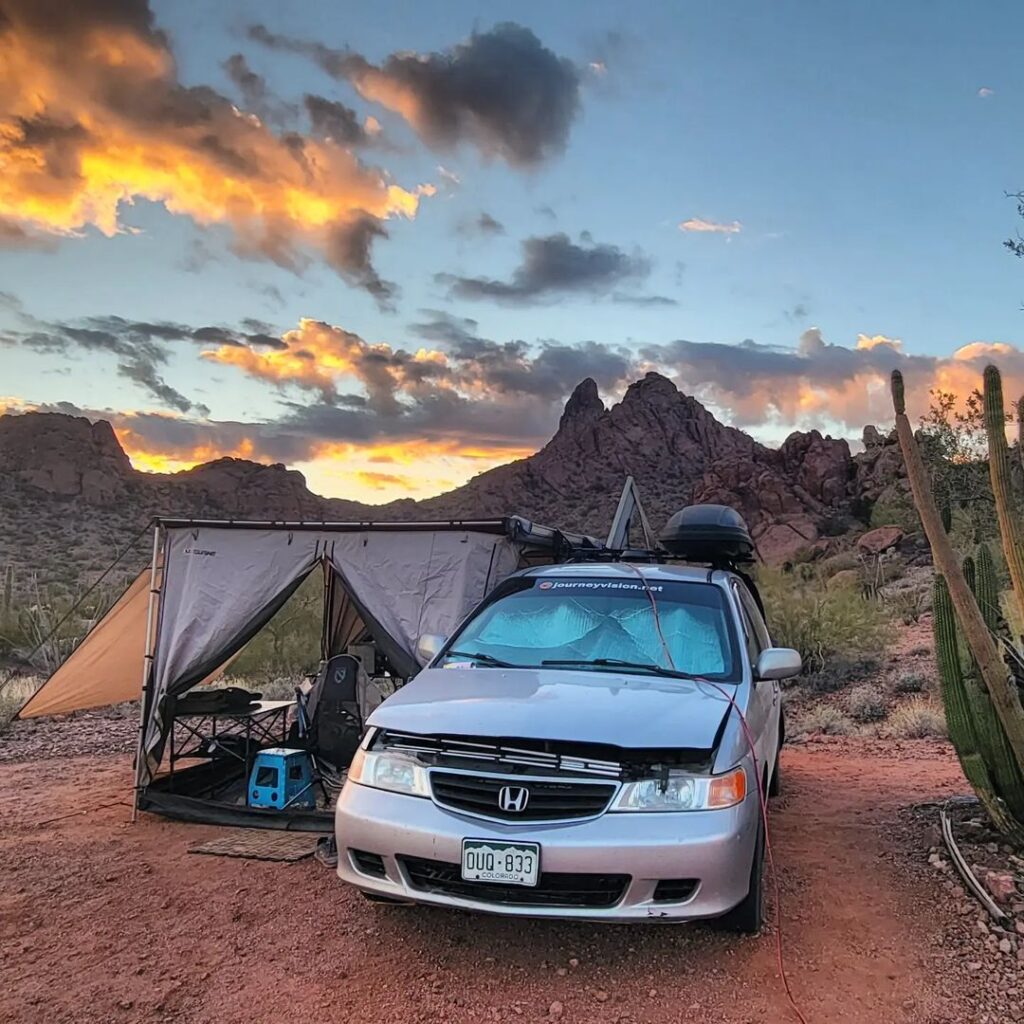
[18, 516, 602, 827]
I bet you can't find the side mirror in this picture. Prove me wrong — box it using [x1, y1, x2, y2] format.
[416, 633, 447, 664]
[755, 647, 802, 681]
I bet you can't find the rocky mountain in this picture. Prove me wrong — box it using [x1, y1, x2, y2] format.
[0, 372, 906, 595]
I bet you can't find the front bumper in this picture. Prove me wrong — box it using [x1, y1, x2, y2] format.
[334, 780, 759, 922]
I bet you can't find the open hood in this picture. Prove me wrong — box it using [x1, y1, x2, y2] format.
[367, 666, 736, 750]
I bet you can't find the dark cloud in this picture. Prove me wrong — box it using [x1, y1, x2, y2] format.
[249, 22, 581, 166]
[323, 214, 396, 307]
[222, 53, 298, 129]
[456, 211, 505, 237]
[0, 311, 291, 413]
[612, 292, 678, 308]
[303, 94, 368, 145]
[437, 232, 651, 304]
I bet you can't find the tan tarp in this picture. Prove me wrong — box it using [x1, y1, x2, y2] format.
[17, 564, 235, 720]
[17, 567, 156, 719]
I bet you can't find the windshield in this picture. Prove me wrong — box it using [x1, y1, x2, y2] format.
[440, 577, 741, 681]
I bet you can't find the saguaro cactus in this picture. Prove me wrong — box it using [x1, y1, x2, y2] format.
[891, 369, 1024, 772]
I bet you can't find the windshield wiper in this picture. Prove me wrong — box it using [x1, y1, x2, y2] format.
[444, 649, 525, 668]
[540, 657, 700, 680]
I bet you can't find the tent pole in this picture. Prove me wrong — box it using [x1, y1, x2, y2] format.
[131, 522, 162, 823]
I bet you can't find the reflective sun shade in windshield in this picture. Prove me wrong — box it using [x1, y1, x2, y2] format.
[441, 578, 741, 681]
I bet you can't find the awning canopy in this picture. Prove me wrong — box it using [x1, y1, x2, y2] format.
[18, 517, 603, 783]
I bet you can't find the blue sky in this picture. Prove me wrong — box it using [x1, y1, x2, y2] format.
[3, 0, 1024, 499]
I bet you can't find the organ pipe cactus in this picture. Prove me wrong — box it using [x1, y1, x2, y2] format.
[984, 365, 1024, 630]
[891, 368, 1024, 778]
[934, 575, 1024, 842]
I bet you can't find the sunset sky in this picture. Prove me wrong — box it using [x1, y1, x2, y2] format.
[4, 0, 1024, 501]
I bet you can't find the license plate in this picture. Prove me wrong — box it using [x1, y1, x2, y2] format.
[461, 839, 540, 887]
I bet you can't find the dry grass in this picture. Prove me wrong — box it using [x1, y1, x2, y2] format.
[884, 698, 947, 739]
[0, 675, 42, 733]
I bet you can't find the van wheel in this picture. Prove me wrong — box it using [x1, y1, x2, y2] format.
[768, 749, 782, 797]
[718, 817, 765, 935]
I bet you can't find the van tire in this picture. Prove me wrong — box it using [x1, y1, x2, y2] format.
[718, 817, 765, 934]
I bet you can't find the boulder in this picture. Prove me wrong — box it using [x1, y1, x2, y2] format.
[857, 526, 905, 555]
[826, 568, 862, 591]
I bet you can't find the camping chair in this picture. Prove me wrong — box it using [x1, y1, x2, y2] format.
[291, 654, 365, 803]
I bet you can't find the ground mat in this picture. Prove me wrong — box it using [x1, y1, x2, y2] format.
[187, 828, 320, 861]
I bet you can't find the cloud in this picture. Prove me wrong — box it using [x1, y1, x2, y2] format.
[0, 0, 432, 303]
[679, 218, 742, 235]
[303, 94, 370, 145]
[457, 211, 505, 237]
[437, 232, 651, 304]
[0, 217, 57, 250]
[978, 87, 995, 98]
[249, 21, 581, 166]
[642, 328, 1024, 432]
[0, 311, 294, 413]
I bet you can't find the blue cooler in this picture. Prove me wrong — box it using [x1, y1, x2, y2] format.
[248, 748, 316, 809]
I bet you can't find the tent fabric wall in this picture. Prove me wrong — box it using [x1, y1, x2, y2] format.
[325, 530, 521, 675]
[143, 527, 322, 765]
[16, 567, 156, 719]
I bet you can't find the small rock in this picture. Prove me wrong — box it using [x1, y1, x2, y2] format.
[1002, 939, 1014, 954]
[548, 1001, 564, 1020]
[984, 871, 1019, 905]
[568, 958, 579, 968]
[595, 991, 609, 1003]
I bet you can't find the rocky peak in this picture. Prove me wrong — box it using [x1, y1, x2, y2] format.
[558, 377, 604, 431]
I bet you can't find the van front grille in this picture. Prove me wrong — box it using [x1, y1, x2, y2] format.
[430, 771, 615, 821]
[399, 856, 629, 908]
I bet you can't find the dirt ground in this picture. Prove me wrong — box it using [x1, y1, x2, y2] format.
[0, 742, 989, 1024]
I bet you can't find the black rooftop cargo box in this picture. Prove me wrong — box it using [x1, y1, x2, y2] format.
[659, 504, 755, 564]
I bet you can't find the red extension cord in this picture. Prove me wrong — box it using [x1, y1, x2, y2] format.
[624, 562, 810, 1024]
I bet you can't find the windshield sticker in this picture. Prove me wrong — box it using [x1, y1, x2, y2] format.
[536, 580, 664, 593]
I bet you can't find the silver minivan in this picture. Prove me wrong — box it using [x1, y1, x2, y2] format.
[334, 561, 800, 931]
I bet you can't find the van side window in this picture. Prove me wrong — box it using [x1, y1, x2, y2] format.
[736, 583, 771, 650]
[731, 582, 761, 666]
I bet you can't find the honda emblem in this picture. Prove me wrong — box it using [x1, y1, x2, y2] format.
[497, 785, 530, 813]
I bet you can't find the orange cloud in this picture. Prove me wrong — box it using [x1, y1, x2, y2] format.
[200, 317, 450, 406]
[0, 2, 431, 297]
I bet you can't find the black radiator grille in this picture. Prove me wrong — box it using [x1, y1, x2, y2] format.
[430, 771, 615, 821]
[399, 856, 629, 909]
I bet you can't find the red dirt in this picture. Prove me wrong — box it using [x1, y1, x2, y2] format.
[0, 743, 979, 1024]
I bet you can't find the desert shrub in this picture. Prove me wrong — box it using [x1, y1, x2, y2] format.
[230, 573, 324, 683]
[848, 684, 888, 723]
[886, 587, 928, 625]
[805, 656, 880, 693]
[790, 705, 856, 738]
[868, 486, 921, 534]
[886, 698, 947, 739]
[893, 672, 928, 694]
[756, 567, 893, 673]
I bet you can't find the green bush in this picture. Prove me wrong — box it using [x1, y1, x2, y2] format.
[868, 485, 921, 533]
[894, 672, 928, 694]
[757, 567, 894, 673]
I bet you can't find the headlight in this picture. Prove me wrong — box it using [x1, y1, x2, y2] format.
[611, 765, 746, 812]
[347, 748, 430, 797]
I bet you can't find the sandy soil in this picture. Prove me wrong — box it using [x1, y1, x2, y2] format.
[0, 742, 986, 1024]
